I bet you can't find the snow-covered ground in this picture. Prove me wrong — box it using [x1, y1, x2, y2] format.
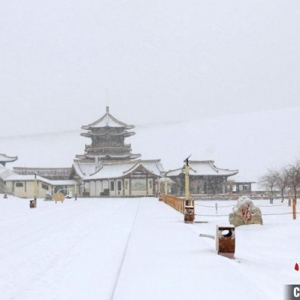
[0, 195, 298, 300]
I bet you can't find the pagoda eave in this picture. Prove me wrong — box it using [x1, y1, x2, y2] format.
[80, 131, 135, 138]
[81, 124, 134, 130]
[0, 153, 18, 166]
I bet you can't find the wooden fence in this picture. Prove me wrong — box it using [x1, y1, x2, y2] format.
[162, 194, 185, 214]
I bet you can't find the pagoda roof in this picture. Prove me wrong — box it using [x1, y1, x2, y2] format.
[0, 153, 18, 163]
[165, 160, 238, 177]
[82, 107, 134, 130]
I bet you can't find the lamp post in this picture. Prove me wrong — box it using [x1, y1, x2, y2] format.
[164, 177, 168, 196]
[183, 155, 194, 223]
[157, 178, 160, 194]
[34, 172, 37, 207]
[185, 162, 190, 202]
[75, 182, 77, 200]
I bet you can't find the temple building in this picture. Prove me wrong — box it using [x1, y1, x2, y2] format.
[7, 107, 164, 198]
[72, 107, 163, 197]
[3, 107, 241, 198]
[165, 160, 238, 196]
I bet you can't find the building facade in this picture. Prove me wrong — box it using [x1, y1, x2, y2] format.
[4, 108, 241, 198]
[72, 107, 163, 197]
[165, 160, 238, 196]
[6, 107, 164, 198]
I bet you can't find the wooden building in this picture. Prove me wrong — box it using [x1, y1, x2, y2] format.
[165, 160, 238, 196]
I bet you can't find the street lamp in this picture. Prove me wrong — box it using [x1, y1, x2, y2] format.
[75, 181, 77, 200]
[183, 155, 194, 223]
[164, 177, 168, 195]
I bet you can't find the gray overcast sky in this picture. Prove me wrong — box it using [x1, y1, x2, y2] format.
[1, 0, 300, 137]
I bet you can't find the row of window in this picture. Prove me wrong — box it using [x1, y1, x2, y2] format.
[108, 180, 153, 191]
[110, 181, 122, 191]
[15, 182, 49, 191]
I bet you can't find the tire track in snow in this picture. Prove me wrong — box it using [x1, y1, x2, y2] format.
[110, 198, 141, 300]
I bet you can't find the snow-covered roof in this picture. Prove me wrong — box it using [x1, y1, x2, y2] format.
[74, 159, 164, 180]
[89, 161, 140, 180]
[138, 161, 164, 176]
[166, 160, 238, 177]
[85, 154, 140, 160]
[5, 174, 76, 186]
[73, 162, 99, 177]
[0, 165, 15, 180]
[81, 107, 134, 130]
[0, 153, 18, 164]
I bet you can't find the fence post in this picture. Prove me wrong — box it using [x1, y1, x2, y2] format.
[293, 199, 296, 220]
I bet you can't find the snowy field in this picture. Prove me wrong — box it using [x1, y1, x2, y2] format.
[0, 195, 299, 300]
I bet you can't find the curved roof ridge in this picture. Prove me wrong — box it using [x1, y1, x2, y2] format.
[75, 162, 86, 176]
[122, 160, 141, 174]
[123, 162, 160, 177]
[0, 153, 18, 162]
[89, 165, 104, 176]
[81, 109, 134, 129]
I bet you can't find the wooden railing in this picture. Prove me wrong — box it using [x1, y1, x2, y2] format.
[162, 194, 185, 214]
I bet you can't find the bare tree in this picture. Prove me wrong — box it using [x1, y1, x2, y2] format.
[273, 167, 289, 203]
[259, 169, 277, 203]
[287, 160, 300, 204]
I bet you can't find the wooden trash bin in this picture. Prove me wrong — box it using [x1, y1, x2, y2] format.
[29, 200, 36, 208]
[184, 205, 194, 223]
[216, 225, 235, 258]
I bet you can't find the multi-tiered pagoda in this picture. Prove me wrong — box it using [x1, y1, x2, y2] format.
[75, 106, 141, 163]
[72, 107, 163, 197]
